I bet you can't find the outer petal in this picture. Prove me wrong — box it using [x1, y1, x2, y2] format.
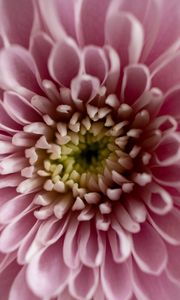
[101, 242, 132, 300]
[132, 261, 180, 300]
[69, 265, 99, 300]
[105, 12, 144, 67]
[0, 0, 34, 48]
[148, 208, 180, 245]
[166, 243, 180, 285]
[0, 46, 40, 96]
[30, 32, 53, 80]
[26, 239, 70, 298]
[38, 0, 76, 40]
[9, 267, 40, 300]
[0, 260, 21, 300]
[76, 0, 111, 46]
[132, 222, 167, 274]
[151, 52, 180, 93]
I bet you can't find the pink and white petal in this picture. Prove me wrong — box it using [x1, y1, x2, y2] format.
[152, 164, 180, 187]
[109, 220, 131, 263]
[69, 264, 99, 300]
[142, 184, 173, 215]
[0, 46, 40, 96]
[119, 0, 161, 62]
[48, 38, 81, 87]
[9, 267, 40, 300]
[104, 46, 121, 93]
[76, 0, 111, 46]
[158, 86, 180, 119]
[0, 101, 21, 133]
[146, 0, 180, 64]
[38, 0, 76, 41]
[148, 207, 180, 245]
[166, 243, 180, 285]
[105, 12, 144, 67]
[3, 92, 41, 125]
[132, 222, 167, 274]
[78, 221, 104, 267]
[26, 239, 70, 298]
[0, 211, 36, 253]
[63, 216, 80, 269]
[83, 46, 108, 83]
[132, 261, 180, 300]
[0, 260, 21, 300]
[101, 242, 132, 300]
[71, 74, 100, 102]
[0, 193, 33, 224]
[0, 152, 27, 175]
[30, 32, 53, 80]
[0, 0, 35, 48]
[0, 187, 17, 209]
[151, 52, 180, 93]
[154, 133, 180, 166]
[94, 281, 106, 300]
[121, 64, 151, 105]
[0, 174, 22, 189]
[17, 221, 41, 265]
[36, 213, 70, 246]
[58, 288, 75, 300]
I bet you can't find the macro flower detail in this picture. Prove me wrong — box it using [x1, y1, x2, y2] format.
[0, 0, 180, 299]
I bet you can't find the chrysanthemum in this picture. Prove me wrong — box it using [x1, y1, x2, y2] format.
[0, 0, 180, 299]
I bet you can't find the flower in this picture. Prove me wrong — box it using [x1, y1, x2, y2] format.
[0, 0, 180, 299]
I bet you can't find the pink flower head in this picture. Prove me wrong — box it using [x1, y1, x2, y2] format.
[0, 0, 180, 299]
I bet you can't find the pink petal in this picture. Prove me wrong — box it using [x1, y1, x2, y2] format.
[143, 184, 173, 215]
[83, 46, 108, 83]
[69, 264, 98, 300]
[132, 222, 167, 274]
[105, 12, 144, 67]
[77, 0, 111, 46]
[133, 261, 180, 300]
[101, 242, 132, 300]
[3, 92, 41, 126]
[104, 46, 121, 93]
[78, 221, 104, 267]
[30, 32, 53, 81]
[63, 217, 80, 269]
[0, 211, 36, 253]
[158, 86, 180, 119]
[48, 38, 81, 87]
[166, 243, 180, 285]
[121, 64, 151, 105]
[154, 133, 180, 166]
[0, 260, 21, 300]
[17, 221, 41, 265]
[0, 0, 34, 48]
[108, 220, 131, 263]
[0, 193, 33, 224]
[9, 267, 40, 300]
[0, 101, 21, 133]
[148, 208, 180, 245]
[151, 52, 180, 93]
[27, 239, 70, 298]
[71, 74, 100, 102]
[147, 0, 180, 64]
[152, 164, 180, 187]
[0, 46, 40, 95]
[119, 0, 161, 62]
[38, 0, 76, 40]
